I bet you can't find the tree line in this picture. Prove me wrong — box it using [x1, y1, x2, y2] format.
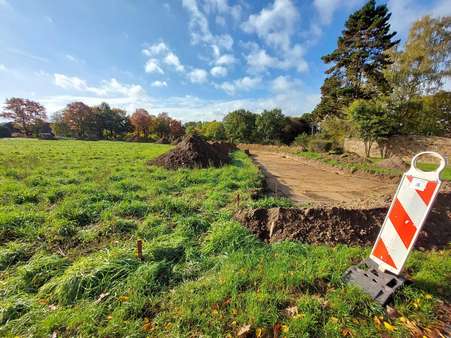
[0, 96, 314, 145]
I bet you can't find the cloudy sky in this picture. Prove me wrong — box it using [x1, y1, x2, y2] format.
[0, 0, 449, 122]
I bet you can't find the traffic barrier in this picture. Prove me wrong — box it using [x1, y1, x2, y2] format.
[344, 152, 447, 304]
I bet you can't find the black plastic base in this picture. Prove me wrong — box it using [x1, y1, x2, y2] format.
[343, 258, 405, 305]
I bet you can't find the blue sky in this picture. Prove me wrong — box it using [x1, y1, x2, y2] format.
[0, 0, 449, 122]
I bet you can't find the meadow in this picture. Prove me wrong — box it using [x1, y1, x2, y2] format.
[0, 139, 449, 337]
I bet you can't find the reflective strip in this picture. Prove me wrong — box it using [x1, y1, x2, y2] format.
[379, 218, 408, 269]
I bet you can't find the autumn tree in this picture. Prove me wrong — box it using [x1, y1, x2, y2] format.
[130, 108, 152, 138]
[1, 98, 47, 136]
[168, 118, 184, 141]
[322, 0, 399, 99]
[63, 102, 93, 138]
[51, 112, 73, 137]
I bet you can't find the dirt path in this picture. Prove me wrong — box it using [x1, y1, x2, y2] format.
[251, 151, 397, 208]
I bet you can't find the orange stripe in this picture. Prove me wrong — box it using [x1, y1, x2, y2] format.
[406, 176, 437, 205]
[373, 239, 397, 269]
[388, 199, 417, 248]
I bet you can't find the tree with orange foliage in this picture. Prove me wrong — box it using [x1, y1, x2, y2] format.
[63, 101, 93, 138]
[1, 98, 47, 136]
[130, 108, 152, 138]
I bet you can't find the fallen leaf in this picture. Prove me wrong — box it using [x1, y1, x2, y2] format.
[255, 327, 263, 337]
[374, 316, 382, 327]
[386, 305, 399, 319]
[282, 305, 298, 318]
[48, 304, 57, 311]
[282, 324, 289, 333]
[384, 322, 395, 332]
[143, 317, 153, 332]
[425, 294, 433, 299]
[107, 315, 113, 320]
[273, 323, 282, 338]
[95, 292, 110, 304]
[330, 317, 339, 323]
[341, 327, 353, 336]
[237, 324, 251, 337]
[118, 295, 129, 302]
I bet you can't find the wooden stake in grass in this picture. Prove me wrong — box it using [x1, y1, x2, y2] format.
[236, 193, 240, 208]
[137, 240, 143, 260]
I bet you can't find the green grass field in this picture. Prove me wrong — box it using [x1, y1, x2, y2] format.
[0, 139, 449, 337]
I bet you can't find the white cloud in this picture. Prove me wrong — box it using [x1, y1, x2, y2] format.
[54, 74, 89, 92]
[241, 0, 299, 51]
[54, 74, 146, 98]
[143, 42, 185, 73]
[215, 53, 236, 66]
[151, 80, 168, 87]
[210, 66, 227, 77]
[0, 64, 7, 71]
[188, 68, 208, 84]
[164, 52, 185, 72]
[65, 54, 84, 64]
[246, 44, 308, 73]
[217, 76, 261, 95]
[388, 0, 451, 38]
[313, 0, 342, 25]
[202, 0, 242, 21]
[143, 42, 169, 56]
[145, 59, 164, 74]
[182, 0, 234, 56]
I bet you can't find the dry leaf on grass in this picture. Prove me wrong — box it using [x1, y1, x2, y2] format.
[237, 324, 251, 337]
[282, 305, 298, 318]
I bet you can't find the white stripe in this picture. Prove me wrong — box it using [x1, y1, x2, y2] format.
[380, 218, 407, 269]
[396, 177, 428, 228]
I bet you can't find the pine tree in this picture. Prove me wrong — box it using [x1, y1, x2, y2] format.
[322, 0, 399, 99]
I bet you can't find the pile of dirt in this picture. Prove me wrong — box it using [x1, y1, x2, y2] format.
[235, 207, 385, 246]
[236, 190, 451, 249]
[377, 156, 409, 170]
[149, 134, 232, 169]
[209, 141, 237, 157]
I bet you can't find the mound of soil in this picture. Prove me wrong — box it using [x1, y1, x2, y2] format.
[378, 156, 409, 171]
[236, 190, 451, 249]
[149, 134, 232, 169]
[209, 141, 237, 157]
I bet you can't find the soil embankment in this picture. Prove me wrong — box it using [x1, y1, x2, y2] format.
[238, 149, 450, 249]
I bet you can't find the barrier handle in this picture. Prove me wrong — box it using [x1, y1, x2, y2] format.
[408, 151, 447, 181]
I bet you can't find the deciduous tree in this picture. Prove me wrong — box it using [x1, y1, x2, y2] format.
[63, 102, 93, 138]
[255, 109, 287, 144]
[1, 98, 47, 136]
[130, 108, 152, 138]
[223, 109, 257, 143]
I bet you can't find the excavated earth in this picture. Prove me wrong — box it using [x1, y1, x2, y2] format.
[235, 188, 450, 249]
[236, 149, 451, 249]
[149, 134, 236, 170]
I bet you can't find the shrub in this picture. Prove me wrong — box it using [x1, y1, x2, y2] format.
[308, 137, 333, 153]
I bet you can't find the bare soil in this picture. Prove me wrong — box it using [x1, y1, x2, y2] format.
[236, 189, 450, 249]
[250, 150, 397, 208]
[238, 149, 450, 249]
[149, 135, 235, 170]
